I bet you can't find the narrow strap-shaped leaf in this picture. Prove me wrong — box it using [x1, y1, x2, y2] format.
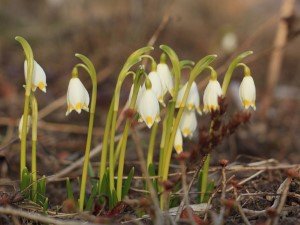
[85, 182, 99, 211]
[66, 178, 75, 200]
[122, 167, 135, 199]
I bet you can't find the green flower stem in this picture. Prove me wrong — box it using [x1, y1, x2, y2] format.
[158, 116, 167, 181]
[99, 96, 114, 183]
[146, 122, 158, 168]
[15, 36, 34, 179]
[200, 153, 210, 202]
[221, 51, 253, 95]
[74, 54, 98, 212]
[236, 63, 251, 76]
[30, 95, 38, 202]
[116, 120, 130, 200]
[109, 111, 117, 191]
[160, 54, 217, 209]
[108, 53, 152, 193]
[158, 46, 181, 189]
[116, 69, 144, 200]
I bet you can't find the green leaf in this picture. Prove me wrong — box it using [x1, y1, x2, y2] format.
[190, 55, 217, 80]
[85, 182, 99, 211]
[110, 189, 118, 209]
[36, 176, 47, 206]
[202, 180, 215, 203]
[100, 169, 110, 197]
[66, 178, 75, 200]
[179, 60, 195, 69]
[20, 168, 31, 198]
[122, 46, 154, 74]
[43, 198, 49, 212]
[122, 167, 135, 199]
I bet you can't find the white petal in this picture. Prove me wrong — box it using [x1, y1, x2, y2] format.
[179, 109, 197, 138]
[176, 83, 187, 108]
[157, 63, 174, 96]
[137, 89, 159, 128]
[66, 77, 89, 115]
[203, 80, 223, 113]
[148, 71, 164, 106]
[176, 82, 202, 114]
[18, 115, 31, 140]
[24, 60, 47, 92]
[239, 76, 256, 110]
[174, 128, 183, 154]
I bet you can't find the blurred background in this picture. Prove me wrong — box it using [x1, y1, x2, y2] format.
[0, 0, 299, 178]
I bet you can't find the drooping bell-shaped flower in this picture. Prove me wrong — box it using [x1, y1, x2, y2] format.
[145, 71, 165, 106]
[176, 81, 202, 114]
[239, 75, 256, 110]
[203, 79, 223, 113]
[174, 128, 183, 154]
[18, 115, 31, 139]
[137, 79, 160, 128]
[24, 60, 47, 93]
[157, 62, 174, 97]
[179, 109, 197, 138]
[66, 77, 90, 116]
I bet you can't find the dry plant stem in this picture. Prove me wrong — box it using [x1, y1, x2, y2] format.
[179, 161, 197, 225]
[242, 177, 292, 217]
[175, 155, 208, 220]
[217, 166, 227, 225]
[0, 206, 99, 225]
[204, 175, 235, 221]
[260, 0, 295, 118]
[131, 127, 163, 225]
[270, 177, 292, 225]
[233, 188, 251, 225]
[226, 170, 265, 192]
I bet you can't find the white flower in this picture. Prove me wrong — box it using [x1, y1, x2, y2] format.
[24, 60, 47, 93]
[137, 85, 160, 128]
[203, 79, 223, 113]
[176, 81, 202, 114]
[66, 77, 90, 116]
[18, 115, 31, 139]
[174, 128, 183, 154]
[145, 71, 165, 106]
[239, 75, 256, 110]
[179, 109, 197, 138]
[157, 63, 174, 97]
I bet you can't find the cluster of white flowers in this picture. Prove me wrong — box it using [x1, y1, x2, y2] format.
[19, 56, 256, 155]
[126, 61, 174, 128]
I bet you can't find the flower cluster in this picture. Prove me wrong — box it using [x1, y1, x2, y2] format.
[124, 62, 256, 155]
